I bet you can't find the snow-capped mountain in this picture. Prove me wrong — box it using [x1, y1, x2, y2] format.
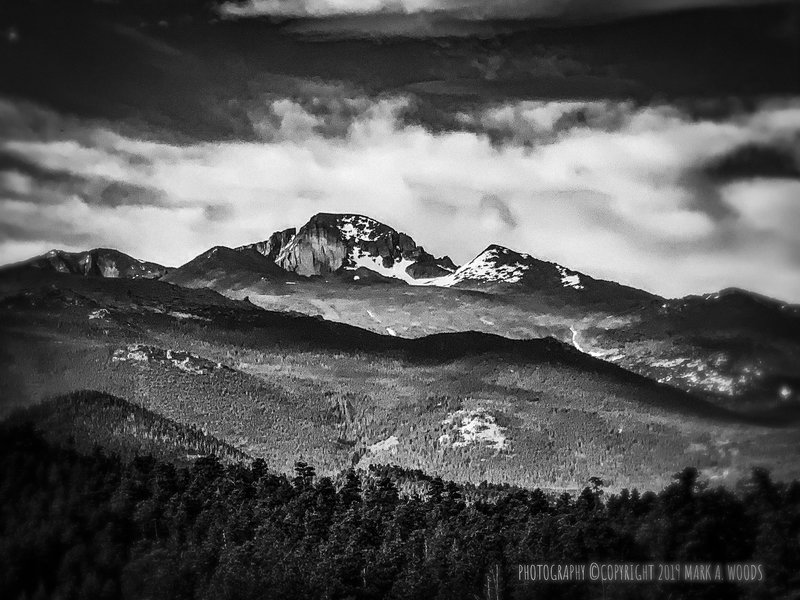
[240, 213, 456, 281]
[422, 244, 588, 290]
[418, 244, 655, 309]
[235, 217, 652, 305]
[425, 245, 532, 286]
[4, 249, 168, 280]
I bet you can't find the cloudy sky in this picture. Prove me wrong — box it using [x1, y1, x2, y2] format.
[220, 0, 777, 19]
[1, 0, 799, 301]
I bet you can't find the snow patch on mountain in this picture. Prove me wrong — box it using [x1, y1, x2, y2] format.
[347, 247, 417, 282]
[338, 215, 382, 242]
[557, 265, 584, 290]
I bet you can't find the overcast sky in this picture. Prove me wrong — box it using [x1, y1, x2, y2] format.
[1, 2, 799, 301]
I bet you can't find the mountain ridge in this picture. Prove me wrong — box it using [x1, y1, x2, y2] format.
[2, 248, 170, 280]
[2, 266, 799, 491]
[3, 213, 796, 307]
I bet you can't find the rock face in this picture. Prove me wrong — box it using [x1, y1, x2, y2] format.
[14, 249, 168, 279]
[237, 228, 296, 262]
[256, 213, 456, 280]
[276, 215, 351, 276]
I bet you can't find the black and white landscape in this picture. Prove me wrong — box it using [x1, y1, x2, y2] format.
[1, 1, 799, 599]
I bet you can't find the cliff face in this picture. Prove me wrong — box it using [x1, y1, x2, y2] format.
[237, 228, 296, 262]
[277, 217, 350, 276]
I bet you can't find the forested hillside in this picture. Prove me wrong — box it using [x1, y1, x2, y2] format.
[1, 428, 798, 600]
[3, 272, 800, 491]
[5, 391, 249, 465]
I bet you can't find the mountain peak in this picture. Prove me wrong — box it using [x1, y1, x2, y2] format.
[239, 213, 456, 280]
[480, 244, 531, 260]
[432, 244, 534, 287]
[304, 213, 397, 244]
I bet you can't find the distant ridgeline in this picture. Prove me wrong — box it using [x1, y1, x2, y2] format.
[1, 411, 799, 600]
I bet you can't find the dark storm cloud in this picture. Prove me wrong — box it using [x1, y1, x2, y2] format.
[2, 3, 796, 151]
[97, 181, 166, 208]
[0, 219, 93, 246]
[0, 151, 76, 186]
[0, 146, 165, 210]
[704, 143, 800, 182]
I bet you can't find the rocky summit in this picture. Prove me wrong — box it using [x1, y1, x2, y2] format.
[244, 213, 456, 280]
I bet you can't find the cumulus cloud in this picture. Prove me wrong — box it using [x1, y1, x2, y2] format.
[1, 95, 799, 301]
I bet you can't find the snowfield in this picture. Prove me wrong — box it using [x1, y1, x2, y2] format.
[415, 247, 531, 287]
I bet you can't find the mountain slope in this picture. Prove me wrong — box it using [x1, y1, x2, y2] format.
[164, 245, 299, 289]
[425, 244, 656, 304]
[4, 269, 800, 491]
[2, 248, 168, 279]
[5, 390, 250, 464]
[579, 288, 800, 404]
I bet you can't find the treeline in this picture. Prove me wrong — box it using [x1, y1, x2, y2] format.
[1, 428, 799, 600]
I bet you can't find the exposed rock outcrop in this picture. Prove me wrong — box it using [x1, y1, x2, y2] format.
[237, 228, 296, 262]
